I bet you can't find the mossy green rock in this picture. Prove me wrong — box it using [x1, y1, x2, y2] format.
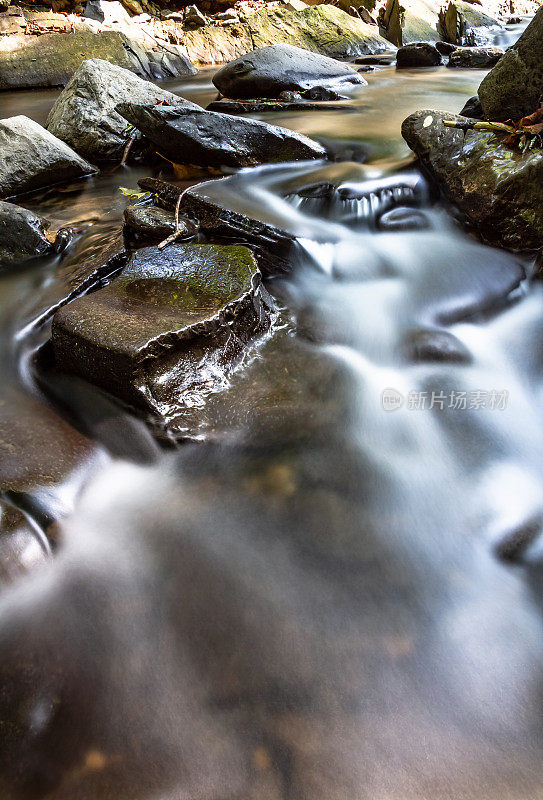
[401, 109, 543, 250]
[52, 244, 273, 415]
[247, 4, 392, 58]
[478, 7, 543, 121]
[0, 30, 195, 91]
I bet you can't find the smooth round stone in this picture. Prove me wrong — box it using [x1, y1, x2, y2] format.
[396, 43, 441, 68]
[0, 501, 50, 589]
[377, 206, 430, 232]
[401, 328, 472, 364]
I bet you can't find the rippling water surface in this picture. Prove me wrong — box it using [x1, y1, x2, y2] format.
[1, 29, 543, 800]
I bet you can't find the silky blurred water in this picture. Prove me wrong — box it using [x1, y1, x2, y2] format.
[1, 32, 543, 800]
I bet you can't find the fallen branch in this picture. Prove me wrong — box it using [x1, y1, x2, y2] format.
[443, 103, 543, 152]
[443, 119, 516, 134]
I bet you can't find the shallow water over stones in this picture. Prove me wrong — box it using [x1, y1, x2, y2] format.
[2, 50, 543, 800]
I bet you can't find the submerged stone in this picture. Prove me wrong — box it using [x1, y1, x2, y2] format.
[46, 59, 199, 164]
[163, 333, 350, 444]
[0, 501, 50, 590]
[0, 116, 96, 199]
[212, 43, 365, 99]
[0, 201, 54, 269]
[0, 386, 105, 526]
[117, 103, 326, 169]
[377, 206, 430, 231]
[52, 244, 273, 416]
[401, 328, 472, 363]
[401, 109, 543, 250]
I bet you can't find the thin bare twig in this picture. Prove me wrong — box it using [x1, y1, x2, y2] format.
[157, 185, 190, 250]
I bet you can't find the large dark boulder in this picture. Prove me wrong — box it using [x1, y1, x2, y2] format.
[396, 42, 442, 68]
[46, 59, 199, 163]
[401, 109, 543, 250]
[0, 30, 195, 91]
[212, 43, 365, 99]
[0, 116, 96, 198]
[478, 7, 543, 121]
[0, 201, 54, 269]
[117, 103, 326, 168]
[52, 243, 274, 417]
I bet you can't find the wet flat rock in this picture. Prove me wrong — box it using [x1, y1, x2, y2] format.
[117, 103, 326, 169]
[401, 110, 543, 250]
[212, 43, 365, 99]
[52, 243, 273, 415]
[164, 333, 350, 445]
[0, 116, 96, 199]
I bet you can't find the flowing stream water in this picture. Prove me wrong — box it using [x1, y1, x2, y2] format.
[1, 24, 543, 799]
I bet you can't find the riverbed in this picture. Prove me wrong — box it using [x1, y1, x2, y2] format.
[1, 30, 543, 800]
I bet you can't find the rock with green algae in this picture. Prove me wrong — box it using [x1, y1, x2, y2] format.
[478, 7, 543, 121]
[52, 243, 274, 416]
[184, 4, 393, 64]
[0, 30, 195, 91]
[247, 4, 392, 57]
[401, 109, 543, 250]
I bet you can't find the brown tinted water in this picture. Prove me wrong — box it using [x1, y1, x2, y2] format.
[1, 38, 543, 800]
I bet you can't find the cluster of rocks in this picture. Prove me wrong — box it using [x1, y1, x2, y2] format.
[401, 7, 543, 250]
[395, 39, 504, 67]
[378, 0, 534, 47]
[0, 0, 394, 86]
[0, 43, 370, 452]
